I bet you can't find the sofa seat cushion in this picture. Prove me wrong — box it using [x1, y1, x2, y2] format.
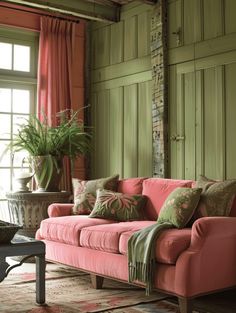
[80, 221, 155, 253]
[39, 216, 115, 246]
[119, 228, 191, 264]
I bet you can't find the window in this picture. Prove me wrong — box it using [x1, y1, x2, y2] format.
[0, 27, 38, 220]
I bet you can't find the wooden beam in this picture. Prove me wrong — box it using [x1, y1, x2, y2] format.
[3, 0, 120, 22]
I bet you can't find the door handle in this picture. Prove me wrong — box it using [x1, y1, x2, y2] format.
[170, 134, 185, 141]
[175, 135, 185, 141]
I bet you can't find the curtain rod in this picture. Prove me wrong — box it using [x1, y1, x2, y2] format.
[0, 3, 81, 24]
[2, 0, 114, 22]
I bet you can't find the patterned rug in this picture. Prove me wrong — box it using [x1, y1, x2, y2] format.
[0, 263, 236, 313]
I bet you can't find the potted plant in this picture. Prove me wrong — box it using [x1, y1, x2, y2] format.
[10, 109, 91, 192]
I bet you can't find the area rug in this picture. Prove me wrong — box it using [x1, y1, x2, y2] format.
[1, 264, 236, 313]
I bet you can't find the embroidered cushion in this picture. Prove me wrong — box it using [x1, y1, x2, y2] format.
[72, 174, 119, 215]
[89, 189, 146, 221]
[158, 187, 202, 228]
[195, 175, 236, 217]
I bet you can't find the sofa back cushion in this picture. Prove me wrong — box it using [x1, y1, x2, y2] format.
[117, 177, 147, 194]
[142, 178, 193, 220]
[230, 197, 236, 217]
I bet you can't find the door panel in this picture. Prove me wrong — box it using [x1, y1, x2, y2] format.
[169, 51, 236, 180]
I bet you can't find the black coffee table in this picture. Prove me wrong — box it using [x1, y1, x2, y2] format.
[0, 235, 46, 305]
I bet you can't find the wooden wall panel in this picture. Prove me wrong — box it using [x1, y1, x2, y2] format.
[184, 72, 195, 179]
[124, 16, 137, 61]
[90, 2, 152, 179]
[138, 81, 152, 176]
[109, 87, 124, 176]
[225, 0, 236, 34]
[123, 84, 138, 178]
[168, 0, 236, 181]
[138, 11, 150, 57]
[110, 22, 124, 65]
[183, 0, 201, 44]
[168, 0, 181, 49]
[225, 62, 236, 179]
[203, 0, 223, 40]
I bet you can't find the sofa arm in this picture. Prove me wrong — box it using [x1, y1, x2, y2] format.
[175, 217, 236, 297]
[48, 203, 74, 217]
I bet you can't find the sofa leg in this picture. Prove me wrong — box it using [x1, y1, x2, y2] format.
[90, 274, 104, 289]
[178, 297, 193, 313]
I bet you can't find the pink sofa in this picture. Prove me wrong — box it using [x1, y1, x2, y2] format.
[36, 177, 236, 313]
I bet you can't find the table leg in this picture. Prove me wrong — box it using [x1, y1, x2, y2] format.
[35, 254, 46, 305]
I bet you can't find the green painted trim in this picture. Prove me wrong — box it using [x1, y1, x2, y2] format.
[169, 33, 236, 65]
[120, 3, 152, 20]
[91, 71, 152, 91]
[92, 55, 151, 83]
[196, 49, 236, 70]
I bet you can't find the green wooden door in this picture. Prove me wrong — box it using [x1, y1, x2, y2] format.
[169, 51, 236, 181]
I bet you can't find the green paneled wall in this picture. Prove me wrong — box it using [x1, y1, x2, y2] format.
[90, 2, 153, 179]
[168, 0, 236, 180]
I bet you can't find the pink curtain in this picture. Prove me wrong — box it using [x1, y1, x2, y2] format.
[37, 16, 76, 193]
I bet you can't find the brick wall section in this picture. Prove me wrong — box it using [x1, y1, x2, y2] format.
[150, 0, 168, 177]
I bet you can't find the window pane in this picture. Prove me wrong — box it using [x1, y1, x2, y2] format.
[0, 169, 10, 197]
[0, 141, 11, 167]
[0, 42, 12, 70]
[13, 150, 29, 167]
[0, 88, 11, 113]
[0, 200, 9, 222]
[13, 115, 28, 135]
[13, 44, 30, 72]
[13, 89, 30, 114]
[0, 114, 11, 139]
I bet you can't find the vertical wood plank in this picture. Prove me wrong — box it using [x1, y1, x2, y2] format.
[225, 0, 236, 34]
[96, 26, 110, 68]
[96, 90, 110, 178]
[225, 62, 236, 179]
[215, 66, 225, 179]
[91, 92, 98, 178]
[138, 11, 151, 57]
[110, 22, 124, 65]
[203, 0, 223, 40]
[184, 71, 196, 179]
[176, 73, 185, 179]
[138, 80, 152, 176]
[124, 16, 138, 61]
[195, 70, 204, 178]
[183, 0, 202, 45]
[168, 0, 182, 49]
[204, 68, 224, 179]
[123, 84, 138, 178]
[169, 65, 178, 178]
[109, 87, 124, 177]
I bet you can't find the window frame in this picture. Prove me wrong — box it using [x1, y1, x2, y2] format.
[0, 26, 38, 208]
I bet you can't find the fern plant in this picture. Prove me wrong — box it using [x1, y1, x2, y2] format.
[11, 109, 91, 191]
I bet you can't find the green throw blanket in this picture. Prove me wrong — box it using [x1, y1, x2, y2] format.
[128, 222, 174, 295]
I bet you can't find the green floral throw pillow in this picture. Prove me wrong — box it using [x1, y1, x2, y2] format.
[89, 189, 146, 221]
[195, 175, 236, 217]
[158, 187, 202, 228]
[72, 175, 119, 215]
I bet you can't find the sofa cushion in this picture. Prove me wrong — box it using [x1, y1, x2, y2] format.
[117, 177, 147, 194]
[195, 175, 236, 217]
[80, 221, 155, 254]
[72, 174, 119, 215]
[142, 178, 193, 220]
[158, 187, 202, 228]
[39, 216, 115, 246]
[119, 228, 191, 264]
[89, 189, 146, 221]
